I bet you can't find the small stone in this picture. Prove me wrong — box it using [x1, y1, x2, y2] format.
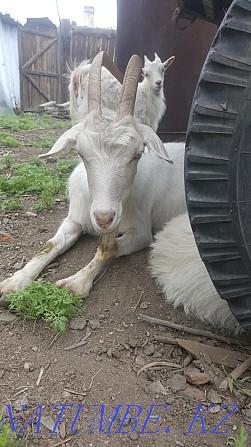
[140, 302, 149, 309]
[88, 319, 100, 330]
[166, 397, 175, 405]
[185, 367, 210, 386]
[129, 432, 139, 441]
[41, 415, 59, 433]
[32, 346, 38, 352]
[181, 385, 204, 402]
[107, 348, 112, 358]
[111, 349, 121, 359]
[14, 395, 29, 411]
[176, 442, 184, 447]
[69, 317, 86, 330]
[14, 259, 25, 270]
[143, 344, 155, 356]
[62, 391, 70, 398]
[168, 374, 186, 393]
[24, 362, 32, 372]
[233, 425, 237, 431]
[148, 379, 168, 395]
[209, 405, 221, 414]
[0, 312, 17, 325]
[135, 356, 146, 368]
[207, 389, 222, 404]
[26, 211, 37, 217]
[245, 408, 251, 419]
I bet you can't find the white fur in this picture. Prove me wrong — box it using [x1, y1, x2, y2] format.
[69, 54, 175, 131]
[149, 213, 241, 333]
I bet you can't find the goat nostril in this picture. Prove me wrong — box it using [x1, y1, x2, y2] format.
[94, 212, 115, 229]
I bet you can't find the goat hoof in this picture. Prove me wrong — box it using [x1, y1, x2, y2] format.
[56, 277, 92, 297]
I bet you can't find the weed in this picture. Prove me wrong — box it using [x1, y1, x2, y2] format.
[40, 135, 58, 148]
[0, 132, 20, 148]
[1, 198, 20, 210]
[235, 426, 248, 447]
[0, 113, 70, 131]
[0, 157, 78, 211]
[6, 279, 85, 333]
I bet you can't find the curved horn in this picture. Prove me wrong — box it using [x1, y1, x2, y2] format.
[116, 54, 142, 121]
[88, 51, 123, 115]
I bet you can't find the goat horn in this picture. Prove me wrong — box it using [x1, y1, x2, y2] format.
[116, 54, 142, 121]
[88, 51, 123, 115]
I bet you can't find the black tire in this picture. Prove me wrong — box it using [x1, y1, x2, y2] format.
[185, 0, 251, 331]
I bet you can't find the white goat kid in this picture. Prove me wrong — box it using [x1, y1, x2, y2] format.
[149, 213, 242, 333]
[69, 53, 175, 131]
[0, 52, 185, 301]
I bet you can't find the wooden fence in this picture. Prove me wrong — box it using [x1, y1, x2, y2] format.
[19, 18, 116, 112]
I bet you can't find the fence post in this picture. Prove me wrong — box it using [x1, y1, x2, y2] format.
[58, 19, 71, 103]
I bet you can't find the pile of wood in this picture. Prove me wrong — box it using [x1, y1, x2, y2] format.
[38, 101, 70, 119]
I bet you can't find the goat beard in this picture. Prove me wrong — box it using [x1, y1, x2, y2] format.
[99, 229, 118, 253]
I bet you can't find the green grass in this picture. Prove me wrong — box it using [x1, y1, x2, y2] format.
[0, 132, 20, 147]
[235, 426, 248, 447]
[0, 113, 70, 131]
[6, 279, 85, 333]
[40, 135, 58, 148]
[0, 156, 78, 211]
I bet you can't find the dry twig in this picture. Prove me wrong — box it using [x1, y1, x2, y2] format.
[89, 368, 102, 389]
[139, 314, 239, 345]
[137, 361, 182, 376]
[219, 356, 251, 391]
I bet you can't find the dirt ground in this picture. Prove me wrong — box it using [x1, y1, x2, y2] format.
[0, 122, 251, 447]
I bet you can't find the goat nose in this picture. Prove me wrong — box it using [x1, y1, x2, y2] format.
[94, 212, 115, 229]
[155, 80, 162, 86]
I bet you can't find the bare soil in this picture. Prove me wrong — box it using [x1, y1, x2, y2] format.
[0, 121, 250, 447]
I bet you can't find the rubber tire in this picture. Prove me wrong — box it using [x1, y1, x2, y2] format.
[185, 0, 251, 331]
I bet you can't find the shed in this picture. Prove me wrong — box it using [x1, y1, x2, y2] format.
[0, 13, 21, 115]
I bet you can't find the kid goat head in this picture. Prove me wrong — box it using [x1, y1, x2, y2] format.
[142, 53, 175, 92]
[40, 52, 172, 234]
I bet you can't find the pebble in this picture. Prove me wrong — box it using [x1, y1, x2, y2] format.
[24, 362, 32, 372]
[143, 344, 155, 356]
[181, 385, 204, 402]
[129, 432, 139, 441]
[168, 374, 186, 393]
[140, 302, 149, 309]
[245, 408, 251, 419]
[135, 355, 146, 368]
[0, 312, 17, 325]
[88, 319, 100, 330]
[185, 367, 210, 386]
[69, 317, 86, 330]
[147, 379, 168, 395]
[207, 389, 222, 404]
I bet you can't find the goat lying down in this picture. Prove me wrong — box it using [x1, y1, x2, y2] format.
[69, 53, 175, 131]
[149, 213, 242, 333]
[0, 52, 186, 301]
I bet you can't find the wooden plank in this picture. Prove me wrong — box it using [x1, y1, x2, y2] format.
[23, 38, 57, 69]
[23, 69, 58, 78]
[21, 28, 56, 39]
[176, 338, 249, 369]
[22, 73, 50, 102]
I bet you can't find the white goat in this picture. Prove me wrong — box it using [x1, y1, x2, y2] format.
[0, 52, 185, 302]
[149, 213, 242, 333]
[69, 53, 175, 131]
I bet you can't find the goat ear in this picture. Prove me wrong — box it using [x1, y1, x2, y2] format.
[163, 56, 175, 70]
[39, 123, 82, 159]
[144, 55, 149, 63]
[154, 52, 160, 60]
[137, 123, 173, 163]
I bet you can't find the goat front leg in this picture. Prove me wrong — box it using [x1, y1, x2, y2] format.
[56, 232, 117, 296]
[0, 218, 82, 301]
[56, 228, 152, 296]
